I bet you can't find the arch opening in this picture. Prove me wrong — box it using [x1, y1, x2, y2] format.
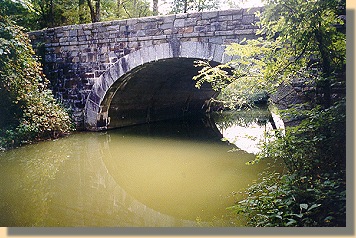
[104, 58, 219, 129]
[84, 42, 229, 131]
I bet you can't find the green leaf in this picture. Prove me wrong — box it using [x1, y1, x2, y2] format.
[299, 203, 308, 210]
[307, 204, 321, 211]
[286, 219, 297, 226]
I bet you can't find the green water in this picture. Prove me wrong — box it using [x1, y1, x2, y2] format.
[0, 110, 283, 227]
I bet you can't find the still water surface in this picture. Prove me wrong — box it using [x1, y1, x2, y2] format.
[0, 109, 283, 227]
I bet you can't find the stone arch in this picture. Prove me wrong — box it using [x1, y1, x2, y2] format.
[84, 41, 232, 131]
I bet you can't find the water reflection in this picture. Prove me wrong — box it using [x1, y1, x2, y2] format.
[213, 109, 274, 154]
[0, 110, 282, 227]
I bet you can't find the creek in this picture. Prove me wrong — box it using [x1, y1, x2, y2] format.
[0, 108, 284, 227]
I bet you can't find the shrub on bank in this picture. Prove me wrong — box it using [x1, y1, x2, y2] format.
[229, 101, 346, 227]
[0, 15, 73, 150]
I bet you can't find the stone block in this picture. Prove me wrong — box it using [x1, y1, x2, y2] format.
[196, 42, 214, 60]
[69, 29, 77, 37]
[162, 15, 175, 24]
[144, 23, 157, 30]
[91, 84, 105, 102]
[174, 18, 185, 28]
[146, 28, 162, 36]
[152, 39, 167, 45]
[182, 32, 199, 38]
[160, 22, 174, 30]
[188, 12, 201, 18]
[136, 30, 146, 37]
[148, 46, 157, 61]
[183, 26, 194, 33]
[242, 15, 255, 24]
[208, 37, 224, 44]
[218, 15, 233, 21]
[68, 36, 77, 42]
[219, 9, 243, 16]
[59, 37, 68, 43]
[126, 18, 137, 25]
[99, 75, 112, 92]
[139, 47, 152, 64]
[155, 43, 170, 60]
[184, 18, 197, 27]
[72, 56, 80, 63]
[234, 29, 255, 35]
[215, 30, 234, 36]
[202, 11, 218, 19]
[194, 26, 207, 33]
[196, 19, 209, 26]
[163, 29, 173, 34]
[109, 65, 121, 82]
[128, 50, 142, 67]
[199, 32, 214, 37]
[87, 93, 101, 109]
[181, 41, 196, 58]
[212, 45, 225, 63]
[78, 36, 89, 41]
[151, 35, 167, 41]
[82, 24, 93, 30]
[232, 14, 243, 20]
[119, 57, 131, 73]
[107, 25, 120, 31]
[85, 108, 99, 129]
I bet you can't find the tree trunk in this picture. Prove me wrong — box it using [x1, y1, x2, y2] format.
[183, 0, 187, 13]
[87, 0, 100, 22]
[315, 22, 332, 108]
[95, 0, 101, 22]
[152, 0, 158, 15]
[116, 0, 121, 18]
[49, 0, 54, 27]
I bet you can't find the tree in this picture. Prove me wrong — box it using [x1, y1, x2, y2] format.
[115, 0, 151, 18]
[171, 0, 220, 13]
[193, 0, 346, 227]
[87, 0, 101, 22]
[194, 0, 345, 109]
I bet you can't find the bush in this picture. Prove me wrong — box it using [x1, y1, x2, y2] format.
[229, 101, 346, 227]
[0, 15, 73, 150]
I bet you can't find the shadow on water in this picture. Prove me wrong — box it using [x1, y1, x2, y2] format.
[107, 114, 224, 143]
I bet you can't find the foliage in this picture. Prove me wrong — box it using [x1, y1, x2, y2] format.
[193, 0, 345, 109]
[230, 168, 346, 227]
[2, 0, 223, 30]
[170, 0, 220, 13]
[116, 0, 152, 19]
[258, 101, 346, 172]
[0, 15, 73, 150]
[228, 100, 346, 227]
[0, 0, 153, 31]
[0, 0, 36, 28]
[192, 0, 346, 227]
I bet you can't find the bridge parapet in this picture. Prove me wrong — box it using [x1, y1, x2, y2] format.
[28, 8, 261, 130]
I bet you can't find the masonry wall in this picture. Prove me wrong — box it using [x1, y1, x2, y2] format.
[28, 8, 261, 129]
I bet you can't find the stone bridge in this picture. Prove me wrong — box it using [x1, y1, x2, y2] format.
[29, 8, 261, 131]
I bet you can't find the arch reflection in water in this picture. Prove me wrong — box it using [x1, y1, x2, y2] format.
[0, 109, 281, 227]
